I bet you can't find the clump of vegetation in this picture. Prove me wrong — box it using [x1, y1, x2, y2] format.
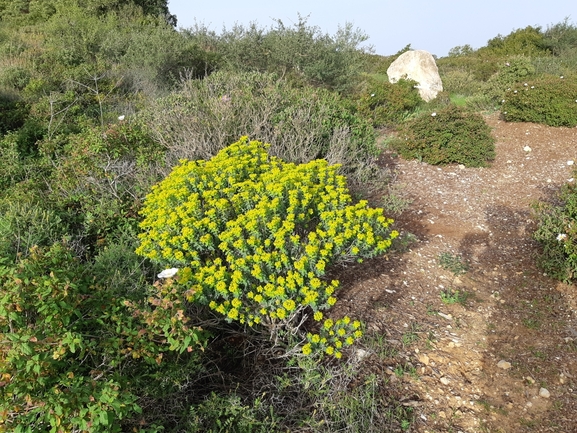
[145, 70, 379, 186]
[355, 77, 422, 127]
[533, 174, 577, 282]
[390, 105, 495, 167]
[438, 251, 468, 275]
[502, 74, 577, 127]
[136, 137, 399, 358]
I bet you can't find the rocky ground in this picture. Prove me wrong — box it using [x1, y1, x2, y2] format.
[335, 113, 577, 432]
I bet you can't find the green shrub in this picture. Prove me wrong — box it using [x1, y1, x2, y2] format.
[145, 71, 378, 186]
[501, 74, 577, 127]
[0, 90, 28, 136]
[0, 66, 31, 90]
[136, 138, 399, 358]
[391, 105, 495, 167]
[0, 240, 207, 432]
[479, 25, 548, 57]
[533, 175, 577, 282]
[465, 56, 536, 110]
[356, 77, 422, 127]
[185, 15, 369, 93]
[0, 199, 66, 259]
[43, 121, 164, 255]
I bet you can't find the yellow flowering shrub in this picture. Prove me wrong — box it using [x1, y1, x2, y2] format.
[136, 137, 398, 357]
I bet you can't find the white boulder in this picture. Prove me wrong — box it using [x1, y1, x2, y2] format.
[387, 50, 443, 102]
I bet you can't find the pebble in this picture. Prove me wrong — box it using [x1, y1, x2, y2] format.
[539, 388, 550, 398]
[497, 360, 512, 370]
[354, 348, 370, 363]
[523, 146, 532, 152]
[440, 377, 450, 385]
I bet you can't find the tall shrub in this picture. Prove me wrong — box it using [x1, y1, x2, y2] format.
[144, 71, 378, 186]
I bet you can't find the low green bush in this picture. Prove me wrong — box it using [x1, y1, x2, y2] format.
[533, 175, 577, 282]
[136, 138, 399, 359]
[465, 56, 536, 110]
[0, 240, 209, 432]
[355, 77, 422, 127]
[390, 105, 495, 167]
[501, 74, 577, 127]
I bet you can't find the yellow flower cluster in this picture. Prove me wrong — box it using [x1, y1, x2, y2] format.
[136, 137, 398, 357]
[303, 316, 362, 358]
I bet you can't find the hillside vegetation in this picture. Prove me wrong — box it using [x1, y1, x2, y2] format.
[1, 2, 577, 431]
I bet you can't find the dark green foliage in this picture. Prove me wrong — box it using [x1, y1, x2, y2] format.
[184, 16, 369, 93]
[0, 89, 28, 135]
[542, 18, 577, 57]
[356, 77, 422, 127]
[533, 174, 577, 282]
[502, 74, 577, 127]
[391, 105, 495, 167]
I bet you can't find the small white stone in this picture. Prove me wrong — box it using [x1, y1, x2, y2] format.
[431, 112, 437, 117]
[440, 377, 450, 385]
[497, 360, 512, 370]
[157, 268, 179, 279]
[523, 146, 532, 152]
[118, 115, 125, 121]
[539, 388, 550, 398]
[567, 160, 574, 166]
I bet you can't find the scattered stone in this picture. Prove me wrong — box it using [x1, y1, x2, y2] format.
[523, 146, 532, 152]
[539, 388, 550, 398]
[354, 348, 370, 363]
[437, 312, 453, 321]
[497, 360, 512, 370]
[525, 377, 535, 385]
[440, 377, 450, 385]
[419, 354, 430, 365]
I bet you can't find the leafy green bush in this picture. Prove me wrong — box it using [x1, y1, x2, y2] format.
[355, 77, 422, 127]
[0, 240, 208, 432]
[185, 15, 369, 93]
[0, 199, 66, 259]
[478, 25, 548, 57]
[501, 74, 577, 127]
[391, 105, 495, 167]
[465, 56, 536, 110]
[43, 120, 164, 255]
[136, 138, 398, 358]
[145, 71, 378, 186]
[0, 66, 31, 90]
[533, 175, 577, 282]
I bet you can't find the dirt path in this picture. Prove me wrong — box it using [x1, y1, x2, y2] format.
[336, 113, 577, 432]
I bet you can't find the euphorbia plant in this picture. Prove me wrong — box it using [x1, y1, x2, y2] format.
[136, 137, 398, 357]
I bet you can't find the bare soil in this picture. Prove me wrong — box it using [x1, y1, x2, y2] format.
[336, 113, 577, 432]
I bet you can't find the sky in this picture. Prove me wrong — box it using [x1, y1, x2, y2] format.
[167, 0, 574, 58]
